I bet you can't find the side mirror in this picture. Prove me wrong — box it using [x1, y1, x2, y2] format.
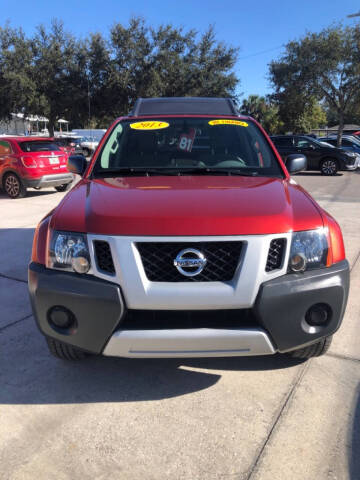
[286, 154, 307, 174]
[68, 155, 87, 176]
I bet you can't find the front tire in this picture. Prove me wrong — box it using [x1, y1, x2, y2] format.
[46, 337, 88, 360]
[3, 173, 27, 198]
[55, 183, 72, 192]
[320, 158, 338, 175]
[288, 336, 332, 359]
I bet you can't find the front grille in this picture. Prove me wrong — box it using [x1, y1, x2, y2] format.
[119, 309, 257, 330]
[136, 241, 243, 282]
[266, 238, 286, 272]
[94, 240, 115, 274]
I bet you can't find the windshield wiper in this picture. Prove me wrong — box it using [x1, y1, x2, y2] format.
[94, 167, 259, 177]
[93, 167, 180, 177]
[168, 168, 259, 176]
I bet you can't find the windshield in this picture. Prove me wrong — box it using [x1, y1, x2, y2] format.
[18, 141, 60, 152]
[92, 117, 283, 177]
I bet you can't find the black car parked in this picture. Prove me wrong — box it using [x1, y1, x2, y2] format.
[270, 135, 358, 175]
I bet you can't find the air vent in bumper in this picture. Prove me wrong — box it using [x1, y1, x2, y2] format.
[266, 238, 286, 272]
[94, 240, 115, 274]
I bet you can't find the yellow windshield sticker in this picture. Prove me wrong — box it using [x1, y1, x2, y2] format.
[208, 119, 248, 127]
[130, 121, 169, 130]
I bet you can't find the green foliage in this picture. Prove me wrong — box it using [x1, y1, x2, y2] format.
[269, 24, 360, 142]
[0, 18, 239, 132]
[240, 95, 283, 134]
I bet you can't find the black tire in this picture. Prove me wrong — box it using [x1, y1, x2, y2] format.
[320, 158, 338, 175]
[3, 172, 27, 198]
[288, 336, 332, 359]
[46, 337, 88, 360]
[55, 183, 72, 192]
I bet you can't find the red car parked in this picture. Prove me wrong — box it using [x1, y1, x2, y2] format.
[29, 98, 349, 362]
[0, 137, 74, 198]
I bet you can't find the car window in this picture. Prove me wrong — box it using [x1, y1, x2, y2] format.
[295, 138, 313, 148]
[323, 139, 336, 146]
[0, 140, 12, 154]
[272, 137, 293, 147]
[18, 141, 61, 152]
[93, 117, 284, 177]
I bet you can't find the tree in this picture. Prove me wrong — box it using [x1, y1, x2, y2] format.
[30, 20, 88, 136]
[98, 19, 239, 118]
[0, 18, 240, 131]
[0, 25, 35, 120]
[269, 25, 360, 144]
[240, 94, 282, 134]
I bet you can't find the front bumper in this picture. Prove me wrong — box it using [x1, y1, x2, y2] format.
[28, 260, 349, 358]
[24, 173, 74, 189]
[341, 156, 359, 170]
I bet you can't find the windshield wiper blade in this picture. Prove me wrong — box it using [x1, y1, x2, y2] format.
[94, 167, 180, 177]
[170, 168, 259, 176]
[93, 167, 259, 177]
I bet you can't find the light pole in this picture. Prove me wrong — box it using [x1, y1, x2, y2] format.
[347, 12, 360, 18]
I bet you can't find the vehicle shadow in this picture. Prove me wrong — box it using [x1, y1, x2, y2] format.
[294, 172, 343, 177]
[349, 383, 360, 479]
[0, 320, 305, 405]
[0, 189, 58, 199]
[0, 228, 35, 281]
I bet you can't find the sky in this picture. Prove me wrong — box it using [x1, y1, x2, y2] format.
[2, 0, 360, 100]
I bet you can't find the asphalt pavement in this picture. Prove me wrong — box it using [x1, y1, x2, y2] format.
[0, 170, 359, 480]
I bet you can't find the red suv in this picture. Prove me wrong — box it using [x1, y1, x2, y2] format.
[29, 98, 349, 362]
[0, 137, 74, 198]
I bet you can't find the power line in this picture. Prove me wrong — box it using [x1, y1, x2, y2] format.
[238, 45, 284, 60]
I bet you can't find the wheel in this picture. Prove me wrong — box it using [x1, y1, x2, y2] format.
[55, 183, 72, 192]
[320, 158, 338, 175]
[288, 336, 332, 359]
[82, 147, 90, 157]
[46, 337, 88, 360]
[3, 173, 27, 198]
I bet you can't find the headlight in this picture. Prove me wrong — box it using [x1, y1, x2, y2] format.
[48, 231, 90, 273]
[288, 229, 328, 273]
[344, 151, 357, 157]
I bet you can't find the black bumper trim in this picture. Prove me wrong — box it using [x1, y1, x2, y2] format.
[28, 262, 125, 354]
[254, 260, 350, 352]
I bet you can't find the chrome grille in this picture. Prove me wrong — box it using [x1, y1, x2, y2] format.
[136, 242, 242, 282]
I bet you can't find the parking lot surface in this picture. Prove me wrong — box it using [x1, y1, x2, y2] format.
[1, 171, 359, 480]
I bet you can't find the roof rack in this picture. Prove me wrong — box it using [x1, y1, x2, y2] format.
[129, 97, 239, 117]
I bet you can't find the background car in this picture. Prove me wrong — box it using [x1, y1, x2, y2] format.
[79, 136, 99, 157]
[53, 136, 84, 156]
[0, 137, 73, 198]
[320, 135, 360, 155]
[270, 135, 358, 175]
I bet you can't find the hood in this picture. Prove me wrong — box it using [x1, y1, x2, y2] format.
[52, 176, 323, 236]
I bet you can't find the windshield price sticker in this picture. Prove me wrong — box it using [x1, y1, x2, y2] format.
[178, 128, 196, 153]
[130, 121, 169, 130]
[208, 119, 248, 127]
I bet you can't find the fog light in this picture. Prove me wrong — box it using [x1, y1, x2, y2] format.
[305, 304, 331, 327]
[72, 256, 90, 274]
[289, 253, 307, 272]
[48, 306, 75, 329]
